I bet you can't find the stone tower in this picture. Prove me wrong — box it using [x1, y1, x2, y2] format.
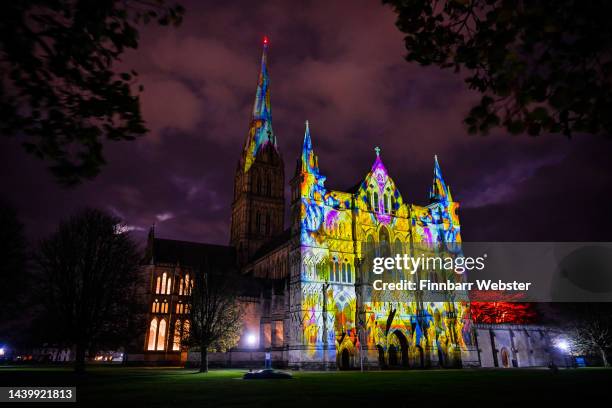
[230, 37, 285, 265]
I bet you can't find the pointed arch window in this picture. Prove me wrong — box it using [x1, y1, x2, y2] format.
[147, 319, 158, 351]
[332, 257, 339, 282]
[185, 274, 192, 295]
[162, 300, 168, 314]
[173, 320, 182, 351]
[152, 299, 160, 313]
[373, 192, 379, 212]
[379, 227, 391, 258]
[166, 275, 172, 294]
[347, 262, 352, 283]
[341, 262, 347, 283]
[384, 194, 389, 213]
[183, 320, 191, 340]
[344, 259, 352, 283]
[366, 191, 372, 210]
[161, 272, 167, 294]
[157, 319, 167, 351]
[364, 234, 376, 282]
[155, 276, 161, 294]
[179, 277, 184, 296]
[265, 213, 271, 235]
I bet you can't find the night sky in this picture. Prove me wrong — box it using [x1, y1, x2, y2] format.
[1, 0, 611, 246]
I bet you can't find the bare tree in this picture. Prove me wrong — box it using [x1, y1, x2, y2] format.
[35, 208, 142, 372]
[563, 304, 612, 367]
[186, 256, 243, 373]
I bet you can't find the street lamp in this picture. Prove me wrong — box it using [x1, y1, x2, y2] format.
[555, 339, 570, 352]
[246, 333, 257, 347]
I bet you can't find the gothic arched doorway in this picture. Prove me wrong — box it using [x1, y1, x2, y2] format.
[340, 348, 350, 370]
[500, 348, 510, 368]
[388, 345, 398, 367]
[377, 345, 385, 368]
[388, 330, 409, 369]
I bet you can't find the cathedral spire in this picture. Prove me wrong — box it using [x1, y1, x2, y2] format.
[301, 120, 319, 174]
[242, 36, 277, 172]
[430, 154, 452, 202]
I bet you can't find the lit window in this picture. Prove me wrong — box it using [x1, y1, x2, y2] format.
[173, 320, 181, 351]
[162, 300, 168, 314]
[183, 320, 190, 338]
[161, 273, 167, 295]
[185, 274, 190, 295]
[166, 276, 171, 294]
[179, 277, 184, 296]
[152, 299, 159, 313]
[157, 319, 167, 350]
[155, 276, 161, 294]
[147, 319, 158, 351]
[332, 258, 339, 282]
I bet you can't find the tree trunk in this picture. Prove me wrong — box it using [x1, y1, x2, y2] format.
[75, 343, 86, 373]
[200, 347, 208, 373]
[599, 346, 609, 367]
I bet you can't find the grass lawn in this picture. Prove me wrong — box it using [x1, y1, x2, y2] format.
[0, 365, 609, 407]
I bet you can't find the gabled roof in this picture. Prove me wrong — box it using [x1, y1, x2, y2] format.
[146, 237, 236, 269]
[250, 228, 291, 261]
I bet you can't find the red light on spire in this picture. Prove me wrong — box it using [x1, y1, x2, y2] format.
[263, 35, 269, 45]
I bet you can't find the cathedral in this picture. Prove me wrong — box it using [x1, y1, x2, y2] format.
[140, 39, 562, 370]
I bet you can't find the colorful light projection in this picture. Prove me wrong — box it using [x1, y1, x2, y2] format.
[294, 122, 473, 367]
[470, 302, 537, 324]
[242, 36, 277, 173]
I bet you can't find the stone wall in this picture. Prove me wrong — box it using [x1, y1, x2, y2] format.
[475, 324, 567, 368]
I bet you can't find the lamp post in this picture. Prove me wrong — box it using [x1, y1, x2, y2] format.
[555, 339, 572, 367]
[322, 280, 329, 371]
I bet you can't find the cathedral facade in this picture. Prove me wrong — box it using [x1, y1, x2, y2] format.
[140, 39, 561, 370]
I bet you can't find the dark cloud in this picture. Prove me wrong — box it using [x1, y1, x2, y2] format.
[1, 0, 611, 246]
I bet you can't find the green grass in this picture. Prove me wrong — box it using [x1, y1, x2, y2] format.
[0, 365, 610, 407]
